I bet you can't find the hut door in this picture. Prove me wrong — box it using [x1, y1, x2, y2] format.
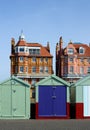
[39, 86, 66, 116]
[12, 85, 26, 117]
[39, 86, 53, 116]
[53, 86, 66, 116]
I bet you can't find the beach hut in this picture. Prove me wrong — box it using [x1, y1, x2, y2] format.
[35, 74, 70, 119]
[72, 75, 90, 119]
[0, 76, 30, 119]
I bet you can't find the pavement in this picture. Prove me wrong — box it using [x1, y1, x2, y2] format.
[0, 119, 90, 130]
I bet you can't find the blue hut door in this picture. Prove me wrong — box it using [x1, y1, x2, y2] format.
[39, 86, 66, 117]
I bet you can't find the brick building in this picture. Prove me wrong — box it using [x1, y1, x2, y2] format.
[10, 33, 53, 101]
[56, 36, 90, 83]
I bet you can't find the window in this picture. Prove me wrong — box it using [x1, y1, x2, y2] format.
[20, 56, 24, 62]
[32, 66, 36, 73]
[26, 67, 28, 73]
[26, 57, 28, 61]
[32, 57, 36, 62]
[45, 67, 48, 73]
[80, 67, 84, 74]
[79, 47, 84, 54]
[29, 49, 40, 55]
[40, 57, 43, 62]
[15, 47, 18, 53]
[80, 58, 84, 62]
[19, 47, 24, 52]
[68, 48, 74, 54]
[87, 58, 90, 63]
[69, 58, 73, 62]
[87, 67, 90, 73]
[20, 66, 24, 73]
[45, 58, 48, 62]
[40, 66, 44, 73]
[70, 66, 74, 73]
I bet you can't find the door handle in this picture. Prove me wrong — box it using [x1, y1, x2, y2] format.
[13, 90, 16, 93]
[13, 108, 17, 111]
[52, 96, 56, 99]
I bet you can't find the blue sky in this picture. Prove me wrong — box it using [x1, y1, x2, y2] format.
[0, 0, 90, 81]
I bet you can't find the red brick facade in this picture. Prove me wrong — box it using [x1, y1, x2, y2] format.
[56, 36, 90, 83]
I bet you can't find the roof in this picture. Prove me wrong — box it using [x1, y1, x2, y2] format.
[16, 40, 27, 46]
[0, 76, 30, 87]
[15, 40, 52, 57]
[73, 43, 90, 57]
[35, 74, 70, 87]
[64, 42, 90, 57]
[71, 75, 90, 87]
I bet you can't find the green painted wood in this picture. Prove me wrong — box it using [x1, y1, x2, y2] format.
[72, 75, 90, 103]
[12, 85, 26, 117]
[2, 85, 12, 117]
[0, 76, 30, 119]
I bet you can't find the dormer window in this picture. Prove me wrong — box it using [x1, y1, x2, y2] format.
[19, 47, 24, 52]
[68, 48, 74, 54]
[29, 48, 40, 55]
[79, 47, 84, 54]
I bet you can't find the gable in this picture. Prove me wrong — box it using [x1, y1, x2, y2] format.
[0, 76, 30, 88]
[74, 75, 90, 86]
[35, 75, 70, 87]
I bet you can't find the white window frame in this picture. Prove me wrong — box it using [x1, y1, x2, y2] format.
[20, 66, 24, 73]
[45, 57, 48, 62]
[32, 57, 36, 62]
[69, 57, 73, 62]
[79, 47, 84, 54]
[80, 67, 84, 74]
[20, 56, 24, 62]
[40, 66, 44, 73]
[70, 66, 74, 73]
[40, 57, 43, 62]
[45, 66, 48, 73]
[15, 47, 18, 53]
[87, 67, 90, 74]
[19, 47, 25, 52]
[68, 48, 74, 54]
[26, 66, 28, 73]
[32, 66, 36, 73]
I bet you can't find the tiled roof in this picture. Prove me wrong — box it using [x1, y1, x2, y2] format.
[16, 40, 27, 46]
[15, 40, 52, 57]
[73, 43, 90, 57]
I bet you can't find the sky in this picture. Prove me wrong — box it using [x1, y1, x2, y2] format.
[0, 0, 90, 81]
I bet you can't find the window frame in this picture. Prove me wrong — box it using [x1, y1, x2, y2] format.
[68, 48, 74, 54]
[20, 56, 24, 62]
[32, 66, 36, 73]
[20, 66, 24, 73]
[32, 57, 36, 62]
[70, 66, 74, 73]
[79, 47, 84, 54]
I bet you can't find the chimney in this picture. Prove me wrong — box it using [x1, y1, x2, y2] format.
[47, 41, 50, 52]
[59, 36, 63, 55]
[11, 38, 15, 54]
